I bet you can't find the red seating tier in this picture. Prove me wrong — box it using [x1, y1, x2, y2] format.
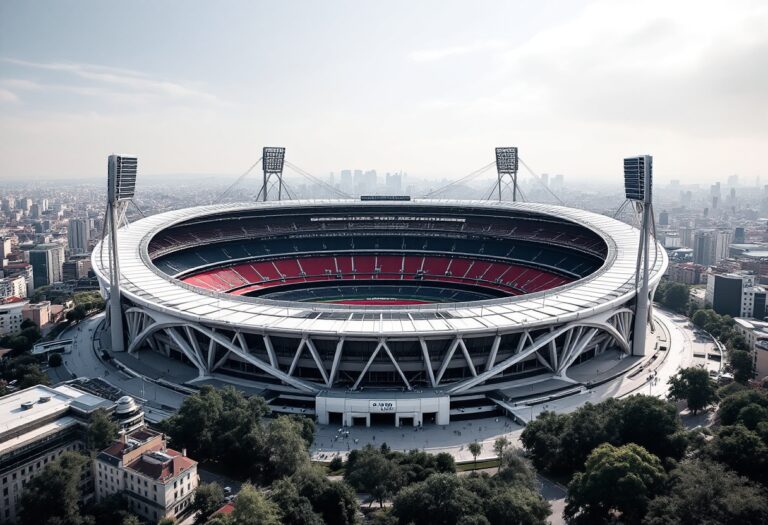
[181, 255, 574, 296]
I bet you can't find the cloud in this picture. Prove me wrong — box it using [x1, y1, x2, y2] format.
[1, 58, 221, 105]
[0, 89, 19, 103]
[409, 40, 507, 62]
[420, 0, 768, 139]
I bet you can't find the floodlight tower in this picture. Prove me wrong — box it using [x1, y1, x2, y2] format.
[259, 147, 286, 201]
[624, 155, 654, 357]
[104, 154, 138, 353]
[494, 147, 519, 201]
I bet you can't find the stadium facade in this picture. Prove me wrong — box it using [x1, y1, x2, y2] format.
[93, 199, 666, 426]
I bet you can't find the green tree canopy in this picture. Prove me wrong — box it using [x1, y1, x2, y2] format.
[484, 488, 550, 525]
[191, 482, 225, 525]
[229, 483, 281, 525]
[345, 445, 404, 507]
[718, 389, 768, 426]
[19, 451, 89, 525]
[644, 459, 768, 525]
[392, 473, 483, 525]
[87, 408, 119, 450]
[668, 367, 717, 414]
[708, 424, 768, 484]
[730, 350, 754, 383]
[521, 396, 684, 476]
[565, 443, 667, 525]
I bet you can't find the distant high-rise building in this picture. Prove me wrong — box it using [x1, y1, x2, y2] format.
[63, 259, 90, 281]
[540, 173, 549, 187]
[340, 170, 353, 192]
[1, 197, 15, 212]
[694, 231, 715, 266]
[706, 272, 765, 319]
[0, 237, 11, 267]
[28, 243, 64, 288]
[727, 174, 739, 187]
[658, 211, 669, 226]
[68, 218, 90, 255]
[734, 227, 746, 244]
[355, 170, 377, 194]
[694, 229, 732, 266]
[0, 275, 27, 299]
[386, 172, 402, 193]
[551, 174, 564, 192]
[29, 203, 40, 219]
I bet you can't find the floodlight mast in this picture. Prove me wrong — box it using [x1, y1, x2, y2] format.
[260, 147, 286, 201]
[104, 154, 138, 353]
[494, 147, 519, 202]
[624, 155, 654, 357]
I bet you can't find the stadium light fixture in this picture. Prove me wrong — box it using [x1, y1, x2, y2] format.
[623, 155, 652, 203]
[495, 147, 518, 174]
[263, 147, 286, 173]
[108, 155, 138, 204]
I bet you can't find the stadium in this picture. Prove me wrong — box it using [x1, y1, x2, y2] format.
[93, 198, 666, 427]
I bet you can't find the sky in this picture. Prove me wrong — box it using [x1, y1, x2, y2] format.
[0, 0, 766, 184]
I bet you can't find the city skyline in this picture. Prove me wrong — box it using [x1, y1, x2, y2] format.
[1, 0, 767, 183]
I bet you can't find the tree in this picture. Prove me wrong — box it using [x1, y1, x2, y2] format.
[497, 449, 538, 490]
[493, 437, 509, 472]
[484, 488, 550, 525]
[67, 305, 88, 323]
[191, 482, 225, 525]
[565, 443, 667, 525]
[692, 309, 711, 328]
[229, 483, 281, 525]
[157, 518, 176, 525]
[87, 408, 119, 450]
[392, 473, 483, 525]
[737, 403, 768, 430]
[520, 410, 568, 472]
[265, 416, 310, 478]
[329, 455, 343, 472]
[708, 424, 768, 484]
[19, 451, 89, 525]
[668, 367, 717, 414]
[435, 452, 456, 473]
[644, 459, 768, 525]
[468, 441, 483, 470]
[49, 352, 63, 367]
[731, 350, 754, 383]
[659, 283, 690, 312]
[615, 395, 685, 462]
[718, 389, 768, 426]
[345, 446, 403, 507]
[271, 478, 324, 525]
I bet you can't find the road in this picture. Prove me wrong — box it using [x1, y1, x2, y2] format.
[51, 313, 187, 420]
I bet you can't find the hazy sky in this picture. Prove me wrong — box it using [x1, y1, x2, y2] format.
[1, 0, 766, 183]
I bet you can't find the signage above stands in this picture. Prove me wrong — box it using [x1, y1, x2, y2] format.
[360, 195, 411, 201]
[369, 400, 397, 412]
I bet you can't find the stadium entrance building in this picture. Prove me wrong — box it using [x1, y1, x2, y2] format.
[316, 390, 450, 427]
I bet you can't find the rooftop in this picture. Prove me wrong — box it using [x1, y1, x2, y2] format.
[126, 448, 196, 482]
[0, 384, 114, 455]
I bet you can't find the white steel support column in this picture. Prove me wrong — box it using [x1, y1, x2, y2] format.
[108, 202, 125, 353]
[328, 338, 345, 387]
[419, 338, 437, 387]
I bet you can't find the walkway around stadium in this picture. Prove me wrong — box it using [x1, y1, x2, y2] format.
[52, 307, 719, 463]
